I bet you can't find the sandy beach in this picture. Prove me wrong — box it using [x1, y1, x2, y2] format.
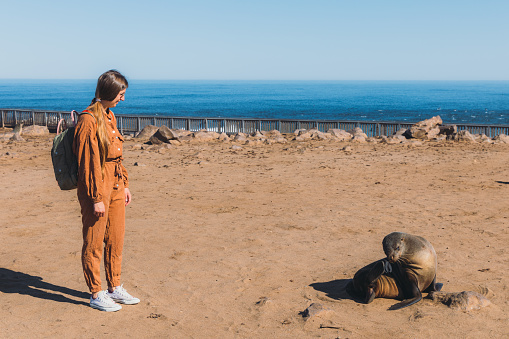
[1, 130, 508, 338]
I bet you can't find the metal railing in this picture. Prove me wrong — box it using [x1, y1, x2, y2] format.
[2, 108, 509, 138]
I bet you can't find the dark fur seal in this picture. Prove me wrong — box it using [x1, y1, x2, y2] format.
[349, 232, 442, 310]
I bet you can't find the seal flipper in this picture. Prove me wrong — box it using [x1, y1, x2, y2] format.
[366, 260, 386, 283]
[388, 275, 422, 310]
[364, 260, 386, 304]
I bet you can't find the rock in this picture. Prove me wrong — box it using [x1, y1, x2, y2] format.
[169, 139, 182, 146]
[251, 131, 265, 139]
[261, 130, 282, 138]
[22, 125, 49, 136]
[351, 135, 367, 143]
[300, 303, 330, 318]
[426, 127, 441, 139]
[293, 129, 307, 136]
[328, 129, 352, 141]
[218, 132, 230, 142]
[312, 130, 332, 140]
[272, 136, 288, 144]
[245, 139, 262, 145]
[135, 125, 159, 139]
[150, 125, 174, 144]
[476, 134, 492, 144]
[231, 145, 243, 151]
[439, 125, 457, 136]
[452, 130, 477, 142]
[408, 116, 442, 139]
[394, 128, 409, 137]
[149, 134, 164, 145]
[384, 135, 405, 144]
[133, 162, 146, 166]
[295, 131, 312, 141]
[300, 303, 336, 329]
[233, 133, 248, 143]
[493, 134, 509, 144]
[347, 127, 368, 139]
[171, 129, 193, 139]
[429, 291, 491, 312]
[157, 143, 173, 151]
[193, 130, 220, 142]
[177, 135, 194, 143]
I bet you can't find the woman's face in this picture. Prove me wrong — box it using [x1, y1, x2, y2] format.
[102, 89, 126, 109]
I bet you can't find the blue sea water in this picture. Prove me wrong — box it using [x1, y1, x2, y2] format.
[0, 80, 508, 125]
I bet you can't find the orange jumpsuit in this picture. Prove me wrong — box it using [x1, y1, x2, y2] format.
[73, 108, 129, 293]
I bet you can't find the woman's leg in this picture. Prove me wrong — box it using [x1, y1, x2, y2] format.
[104, 182, 126, 289]
[80, 194, 110, 293]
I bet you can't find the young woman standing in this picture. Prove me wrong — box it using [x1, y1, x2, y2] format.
[73, 70, 139, 311]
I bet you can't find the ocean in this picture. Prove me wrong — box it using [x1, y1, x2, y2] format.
[0, 80, 508, 125]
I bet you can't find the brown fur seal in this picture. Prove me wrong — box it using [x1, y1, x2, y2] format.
[348, 232, 442, 310]
[349, 259, 404, 304]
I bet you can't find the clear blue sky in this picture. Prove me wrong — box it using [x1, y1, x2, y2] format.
[1, 0, 508, 80]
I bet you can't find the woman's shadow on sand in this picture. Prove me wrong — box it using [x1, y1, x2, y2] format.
[0, 268, 89, 306]
[309, 278, 363, 303]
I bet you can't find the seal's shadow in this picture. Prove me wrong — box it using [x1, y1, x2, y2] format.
[496, 181, 509, 185]
[309, 279, 361, 302]
[0, 268, 89, 306]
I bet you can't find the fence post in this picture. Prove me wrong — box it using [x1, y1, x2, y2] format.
[1, 110, 4, 128]
[205, 118, 208, 131]
[119, 116, 124, 134]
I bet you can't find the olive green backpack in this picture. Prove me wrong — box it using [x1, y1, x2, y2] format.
[51, 110, 95, 190]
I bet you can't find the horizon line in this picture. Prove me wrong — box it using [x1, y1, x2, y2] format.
[1, 78, 508, 82]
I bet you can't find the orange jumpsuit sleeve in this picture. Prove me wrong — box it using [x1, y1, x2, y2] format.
[73, 114, 104, 203]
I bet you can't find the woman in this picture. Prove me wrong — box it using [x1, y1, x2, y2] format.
[73, 70, 139, 312]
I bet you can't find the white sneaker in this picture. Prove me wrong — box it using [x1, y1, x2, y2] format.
[90, 291, 122, 312]
[106, 284, 140, 305]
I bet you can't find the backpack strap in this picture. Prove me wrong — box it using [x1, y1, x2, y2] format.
[80, 110, 97, 124]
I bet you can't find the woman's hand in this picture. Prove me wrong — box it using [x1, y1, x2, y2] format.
[93, 202, 105, 217]
[125, 188, 132, 206]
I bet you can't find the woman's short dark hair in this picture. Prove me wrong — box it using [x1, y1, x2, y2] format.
[95, 70, 128, 101]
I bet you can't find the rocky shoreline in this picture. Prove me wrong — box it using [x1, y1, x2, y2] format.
[139, 115, 509, 146]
